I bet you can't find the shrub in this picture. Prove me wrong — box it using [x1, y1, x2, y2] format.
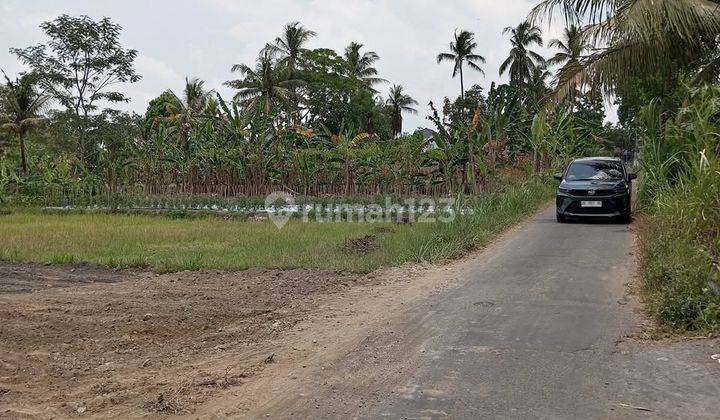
[637, 84, 720, 332]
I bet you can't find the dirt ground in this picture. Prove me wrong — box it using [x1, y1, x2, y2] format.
[1, 261, 428, 418]
[0, 257, 461, 419]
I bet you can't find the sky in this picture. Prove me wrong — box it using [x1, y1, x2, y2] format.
[0, 0, 617, 131]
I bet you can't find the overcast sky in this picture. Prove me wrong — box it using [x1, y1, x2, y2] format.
[0, 0, 617, 131]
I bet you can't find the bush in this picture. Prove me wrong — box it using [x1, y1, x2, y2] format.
[637, 84, 720, 332]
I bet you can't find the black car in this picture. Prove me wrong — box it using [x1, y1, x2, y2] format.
[554, 157, 636, 223]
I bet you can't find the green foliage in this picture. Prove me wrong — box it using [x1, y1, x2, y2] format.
[532, 0, 720, 103]
[142, 91, 181, 134]
[444, 84, 487, 128]
[11, 15, 140, 113]
[386, 84, 418, 136]
[299, 48, 392, 136]
[10, 15, 140, 167]
[0, 71, 50, 174]
[343, 42, 386, 90]
[0, 14, 616, 205]
[225, 50, 304, 118]
[499, 22, 545, 86]
[638, 84, 720, 332]
[600, 123, 633, 152]
[615, 74, 666, 133]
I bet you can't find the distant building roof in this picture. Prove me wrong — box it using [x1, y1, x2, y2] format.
[415, 127, 437, 141]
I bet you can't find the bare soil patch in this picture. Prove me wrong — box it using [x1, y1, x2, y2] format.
[0, 263, 379, 418]
[0, 262, 134, 294]
[342, 234, 377, 253]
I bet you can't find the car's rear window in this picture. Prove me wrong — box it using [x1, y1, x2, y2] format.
[566, 161, 624, 181]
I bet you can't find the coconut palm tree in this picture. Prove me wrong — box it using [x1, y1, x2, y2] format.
[0, 71, 49, 174]
[386, 84, 418, 137]
[266, 22, 316, 123]
[225, 50, 305, 117]
[168, 77, 212, 115]
[268, 21, 316, 72]
[344, 42, 387, 90]
[164, 77, 213, 153]
[436, 30, 486, 99]
[548, 25, 586, 69]
[530, 0, 720, 100]
[547, 25, 588, 96]
[499, 22, 545, 86]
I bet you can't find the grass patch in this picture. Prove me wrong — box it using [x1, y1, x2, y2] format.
[0, 177, 554, 273]
[638, 215, 720, 334]
[637, 167, 720, 333]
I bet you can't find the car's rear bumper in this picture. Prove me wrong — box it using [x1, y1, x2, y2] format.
[556, 192, 630, 218]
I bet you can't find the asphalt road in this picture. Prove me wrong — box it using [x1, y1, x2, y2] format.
[253, 206, 720, 419]
[368, 206, 639, 418]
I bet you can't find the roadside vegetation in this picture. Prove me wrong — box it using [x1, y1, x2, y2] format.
[636, 86, 720, 333]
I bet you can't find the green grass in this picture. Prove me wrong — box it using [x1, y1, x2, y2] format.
[637, 166, 720, 333]
[0, 177, 554, 273]
[634, 85, 720, 334]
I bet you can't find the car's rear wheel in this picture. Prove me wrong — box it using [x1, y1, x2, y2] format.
[556, 212, 567, 223]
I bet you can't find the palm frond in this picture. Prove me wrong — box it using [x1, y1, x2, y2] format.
[436, 52, 456, 64]
[466, 60, 486, 76]
[538, 0, 720, 103]
[466, 54, 486, 63]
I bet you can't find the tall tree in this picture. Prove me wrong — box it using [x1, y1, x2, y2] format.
[343, 42, 387, 90]
[225, 50, 305, 118]
[327, 124, 370, 194]
[437, 30, 486, 99]
[268, 21, 317, 72]
[500, 21, 545, 86]
[267, 22, 316, 123]
[11, 15, 140, 167]
[386, 84, 418, 137]
[0, 72, 50, 174]
[172, 77, 212, 114]
[547, 25, 588, 96]
[165, 77, 213, 153]
[548, 25, 586, 69]
[528, 64, 552, 106]
[530, 0, 720, 101]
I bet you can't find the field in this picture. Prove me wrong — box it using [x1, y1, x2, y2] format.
[0, 178, 554, 417]
[0, 178, 555, 273]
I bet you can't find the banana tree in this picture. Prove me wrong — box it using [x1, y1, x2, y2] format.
[529, 113, 549, 173]
[326, 123, 371, 194]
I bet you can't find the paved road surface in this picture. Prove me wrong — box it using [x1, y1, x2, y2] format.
[252, 206, 720, 419]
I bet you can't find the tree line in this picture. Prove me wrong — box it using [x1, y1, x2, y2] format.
[1, 11, 633, 201]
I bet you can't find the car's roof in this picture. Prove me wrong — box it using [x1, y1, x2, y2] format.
[572, 156, 622, 163]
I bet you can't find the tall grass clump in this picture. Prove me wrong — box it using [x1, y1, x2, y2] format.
[404, 176, 555, 263]
[638, 85, 720, 332]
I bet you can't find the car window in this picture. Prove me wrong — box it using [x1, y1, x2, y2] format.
[565, 161, 624, 181]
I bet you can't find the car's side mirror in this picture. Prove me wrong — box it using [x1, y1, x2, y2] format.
[628, 173, 637, 180]
[553, 172, 563, 181]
